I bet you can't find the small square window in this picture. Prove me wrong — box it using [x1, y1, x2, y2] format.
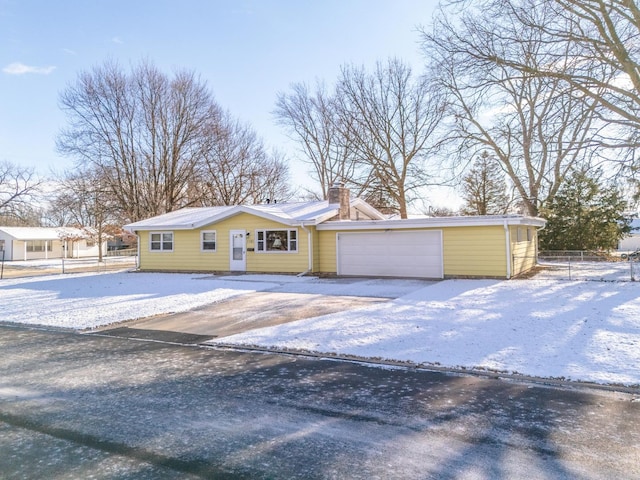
[201, 231, 216, 251]
[150, 232, 173, 251]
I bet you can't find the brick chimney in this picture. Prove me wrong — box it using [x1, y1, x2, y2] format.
[328, 180, 350, 220]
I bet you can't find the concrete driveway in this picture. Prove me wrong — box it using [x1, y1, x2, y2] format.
[96, 275, 431, 342]
[105, 291, 388, 340]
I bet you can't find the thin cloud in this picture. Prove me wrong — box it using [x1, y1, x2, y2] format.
[63, 48, 77, 56]
[3, 62, 56, 75]
[112, 36, 124, 44]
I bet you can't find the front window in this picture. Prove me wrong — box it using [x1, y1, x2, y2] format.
[256, 229, 298, 252]
[150, 232, 173, 252]
[26, 240, 52, 252]
[201, 231, 216, 252]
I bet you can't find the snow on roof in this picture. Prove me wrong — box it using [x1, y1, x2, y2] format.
[124, 206, 233, 230]
[317, 214, 546, 230]
[0, 226, 94, 240]
[248, 200, 339, 221]
[124, 201, 351, 231]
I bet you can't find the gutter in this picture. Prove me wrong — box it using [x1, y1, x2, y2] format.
[504, 220, 512, 279]
[297, 222, 313, 277]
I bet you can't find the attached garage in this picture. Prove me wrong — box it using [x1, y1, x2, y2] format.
[337, 230, 443, 279]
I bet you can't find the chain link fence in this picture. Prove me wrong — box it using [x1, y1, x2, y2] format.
[0, 255, 137, 280]
[519, 251, 640, 282]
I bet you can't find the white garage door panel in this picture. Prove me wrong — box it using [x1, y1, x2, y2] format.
[338, 231, 443, 278]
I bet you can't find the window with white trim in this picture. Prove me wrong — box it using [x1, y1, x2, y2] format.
[201, 231, 217, 252]
[256, 229, 298, 252]
[150, 232, 173, 252]
[26, 240, 52, 252]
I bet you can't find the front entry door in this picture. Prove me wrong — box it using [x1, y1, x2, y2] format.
[229, 230, 247, 271]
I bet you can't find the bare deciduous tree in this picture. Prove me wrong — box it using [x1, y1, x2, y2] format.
[46, 167, 121, 261]
[336, 58, 447, 218]
[58, 60, 217, 222]
[196, 111, 290, 206]
[275, 59, 447, 217]
[0, 160, 41, 223]
[491, 0, 640, 146]
[274, 82, 358, 200]
[422, 0, 605, 215]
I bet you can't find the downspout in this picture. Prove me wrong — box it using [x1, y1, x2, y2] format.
[504, 220, 512, 279]
[535, 222, 546, 265]
[297, 222, 313, 277]
[135, 232, 140, 270]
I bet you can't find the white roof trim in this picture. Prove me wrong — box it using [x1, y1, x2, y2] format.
[0, 226, 98, 241]
[316, 215, 546, 231]
[124, 198, 389, 232]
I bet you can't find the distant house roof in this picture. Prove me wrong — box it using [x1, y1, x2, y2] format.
[0, 226, 97, 241]
[124, 199, 386, 231]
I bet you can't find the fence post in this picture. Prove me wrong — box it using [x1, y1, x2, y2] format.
[0, 250, 4, 279]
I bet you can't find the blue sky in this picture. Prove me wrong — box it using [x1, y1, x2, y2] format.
[0, 0, 441, 200]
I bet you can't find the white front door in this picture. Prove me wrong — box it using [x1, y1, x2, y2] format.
[229, 230, 247, 271]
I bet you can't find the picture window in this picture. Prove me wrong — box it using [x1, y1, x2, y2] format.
[256, 229, 298, 252]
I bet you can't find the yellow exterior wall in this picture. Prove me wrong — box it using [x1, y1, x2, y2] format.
[136, 215, 540, 278]
[442, 226, 507, 277]
[136, 213, 315, 273]
[510, 226, 538, 276]
[318, 230, 338, 273]
[318, 225, 515, 278]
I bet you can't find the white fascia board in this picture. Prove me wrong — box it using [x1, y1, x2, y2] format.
[316, 215, 546, 231]
[125, 206, 299, 232]
[351, 198, 387, 220]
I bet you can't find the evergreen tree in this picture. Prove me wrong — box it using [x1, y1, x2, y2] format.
[460, 152, 510, 215]
[539, 169, 630, 250]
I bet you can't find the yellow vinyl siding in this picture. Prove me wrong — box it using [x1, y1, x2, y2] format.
[510, 226, 538, 276]
[442, 226, 507, 277]
[318, 225, 509, 278]
[136, 212, 541, 278]
[137, 213, 314, 273]
[318, 230, 338, 273]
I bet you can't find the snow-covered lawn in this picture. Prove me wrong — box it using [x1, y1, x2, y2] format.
[1, 264, 639, 386]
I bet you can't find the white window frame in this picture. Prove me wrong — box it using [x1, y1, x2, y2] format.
[149, 232, 174, 252]
[201, 230, 217, 252]
[26, 240, 52, 252]
[255, 229, 298, 253]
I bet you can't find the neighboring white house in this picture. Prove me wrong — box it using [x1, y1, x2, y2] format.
[619, 218, 640, 252]
[0, 227, 107, 261]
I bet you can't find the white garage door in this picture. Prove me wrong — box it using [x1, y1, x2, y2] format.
[337, 230, 443, 278]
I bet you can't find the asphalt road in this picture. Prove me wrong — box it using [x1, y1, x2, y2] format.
[1, 325, 639, 479]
